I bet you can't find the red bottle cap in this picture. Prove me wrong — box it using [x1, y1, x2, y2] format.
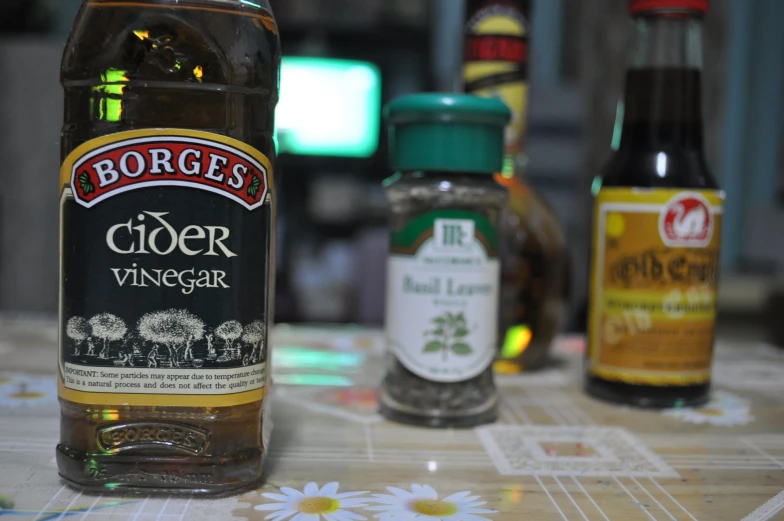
[629, 0, 709, 15]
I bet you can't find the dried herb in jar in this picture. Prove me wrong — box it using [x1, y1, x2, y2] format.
[379, 93, 511, 428]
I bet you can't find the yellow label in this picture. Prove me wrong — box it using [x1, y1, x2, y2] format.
[587, 188, 724, 385]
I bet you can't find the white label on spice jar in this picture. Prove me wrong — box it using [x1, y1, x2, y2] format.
[385, 212, 500, 383]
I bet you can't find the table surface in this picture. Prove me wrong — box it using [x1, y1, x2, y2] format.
[1, 316, 783, 521]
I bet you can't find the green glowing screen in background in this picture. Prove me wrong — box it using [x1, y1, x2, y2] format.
[275, 57, 382, 158]
[94, 58, 383, 158]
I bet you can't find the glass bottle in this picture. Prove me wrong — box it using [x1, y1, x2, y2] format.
[585, 0, 723, 408]
[57, 0, 280, 493]
[463, 0, 568, 371]
[494, 172, 568, 371]
[379, 93, 510, 427]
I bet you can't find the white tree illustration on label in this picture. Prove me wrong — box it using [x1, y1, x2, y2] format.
[61, 309, 267, 395]
[137, 310, 205, 368]
[89, 313, 128, 360]
[216, 320, 243, 364]
[241, 320, 266, 365]
[66, 316, 91, 356]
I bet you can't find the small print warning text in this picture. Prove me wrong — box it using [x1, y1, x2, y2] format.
[63, 363, 265, 395]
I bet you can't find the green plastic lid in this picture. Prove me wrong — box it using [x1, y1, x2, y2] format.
[385, 93, 511, 174]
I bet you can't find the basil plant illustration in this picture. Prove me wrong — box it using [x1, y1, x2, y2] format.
[423, 312, 473, 361]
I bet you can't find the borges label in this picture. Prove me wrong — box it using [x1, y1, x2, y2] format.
[68, 134, 268, 210]
[59, 129, 273, 408]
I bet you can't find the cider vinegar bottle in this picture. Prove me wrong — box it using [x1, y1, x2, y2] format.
[57, 0, 280, 493]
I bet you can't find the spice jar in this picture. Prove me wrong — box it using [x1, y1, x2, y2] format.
[379, 93, 511, 427]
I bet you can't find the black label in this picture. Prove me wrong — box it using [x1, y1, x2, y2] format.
[59, 131, 272, 403]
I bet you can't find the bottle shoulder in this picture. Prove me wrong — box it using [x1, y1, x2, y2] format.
[599, 148, 720, 191]
[385, 171, 507, 192]
[384, 171, 508, 210]
[390, 170, 506, 184]
[61, 0, 280, 89]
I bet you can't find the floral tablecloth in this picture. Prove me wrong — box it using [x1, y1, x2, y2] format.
[1, 316, 784, 521]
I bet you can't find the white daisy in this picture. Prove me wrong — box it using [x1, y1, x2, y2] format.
[255, 482, 369, 521]
[365, 484, 497, 521]
[0, 376, 56, 408]
[663, 391, 755, 426]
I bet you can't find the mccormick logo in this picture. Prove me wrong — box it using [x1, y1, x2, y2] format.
[659, 192, 714, 248]
[435, 219, 475, 250]
[68, 135, 268, 210]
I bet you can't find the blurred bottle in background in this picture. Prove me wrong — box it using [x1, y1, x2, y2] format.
[464, 0, 529, 165]
[463, 0, 568, 372]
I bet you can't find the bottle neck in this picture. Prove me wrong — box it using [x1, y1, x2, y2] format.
[617, 15, 705, 152]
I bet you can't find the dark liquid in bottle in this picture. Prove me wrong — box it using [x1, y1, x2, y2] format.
[585, 67, 717, 408]
[57, 0, 279, 493]
[601, 68, 714, 188]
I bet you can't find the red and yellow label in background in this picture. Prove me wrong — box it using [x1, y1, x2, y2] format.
[463, 2, 529, 159]
[587, 188, 724, 386]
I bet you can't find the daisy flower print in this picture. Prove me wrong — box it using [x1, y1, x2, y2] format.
[663, 391, 754, 426]
[0, 376, 55, 408]
[366, 484, 497, 521]
[255, 482, 370, 521]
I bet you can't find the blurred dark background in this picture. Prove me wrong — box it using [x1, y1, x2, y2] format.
[0, 0, 783, 337]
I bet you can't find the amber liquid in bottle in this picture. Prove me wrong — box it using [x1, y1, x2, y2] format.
[585, 11, 718, 407]
[57, 0, 279, 494]
[495, 174, 568, 371]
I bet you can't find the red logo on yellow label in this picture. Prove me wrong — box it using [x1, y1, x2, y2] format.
[66, 133, 269, 211]
[659, 192, 714, 247]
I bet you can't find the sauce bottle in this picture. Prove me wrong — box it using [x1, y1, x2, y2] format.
[585, 0, 723, 408]
[57, 0, 280, 493]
